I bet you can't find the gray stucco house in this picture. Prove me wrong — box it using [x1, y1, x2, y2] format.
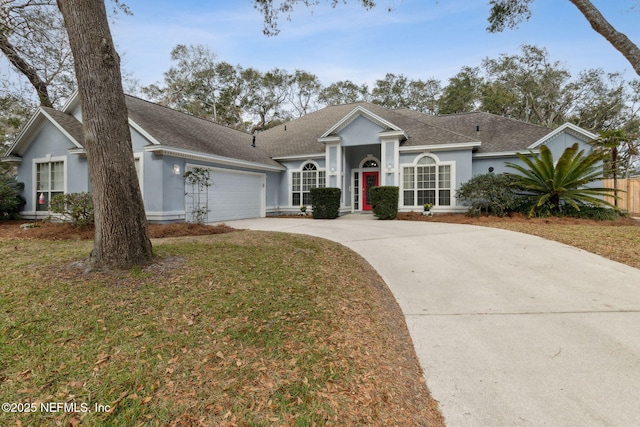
[2, 92, 598, 222]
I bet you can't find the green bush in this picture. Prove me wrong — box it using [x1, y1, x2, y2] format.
[310, 187, 341, 219]
[506, 143, 614, 216]
[456, 173, 520, 217]
[369, 186, 399, 220]
[49, 192, 94, 228]
[558, 204, 622, 221]
[0, 176, 25, 220]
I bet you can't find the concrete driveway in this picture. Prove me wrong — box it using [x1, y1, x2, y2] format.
[224, 216, 640, 426]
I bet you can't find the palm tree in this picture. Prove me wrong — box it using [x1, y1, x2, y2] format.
[506, 143, 618, 216]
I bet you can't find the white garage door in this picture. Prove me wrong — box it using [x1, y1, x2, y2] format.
[185, 166, 265, 222]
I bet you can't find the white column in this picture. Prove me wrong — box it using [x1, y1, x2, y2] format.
[381, 137, 399, 186]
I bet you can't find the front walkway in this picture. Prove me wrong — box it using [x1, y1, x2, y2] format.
[223, 217, 640, 426]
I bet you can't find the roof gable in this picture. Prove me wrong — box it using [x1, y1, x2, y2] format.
[321, 105, 404, 138]
[4, 106, 84, 159]
[528, 122, 598, 149]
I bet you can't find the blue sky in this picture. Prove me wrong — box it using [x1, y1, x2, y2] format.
[7, 1, 635, 92]
[110, 0, 640, 89]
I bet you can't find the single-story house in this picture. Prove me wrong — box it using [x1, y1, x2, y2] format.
[2, 92, 598, 222]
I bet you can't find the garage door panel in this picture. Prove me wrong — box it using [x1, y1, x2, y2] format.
[185, 166, 264, 222]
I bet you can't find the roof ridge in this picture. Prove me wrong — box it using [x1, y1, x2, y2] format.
[436, 110, 552, 130]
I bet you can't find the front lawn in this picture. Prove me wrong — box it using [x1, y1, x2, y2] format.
[0, 229, 443, 426]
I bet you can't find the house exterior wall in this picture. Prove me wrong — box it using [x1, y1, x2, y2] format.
[471, 132, 595, 178]
[16, 122, 89, 215]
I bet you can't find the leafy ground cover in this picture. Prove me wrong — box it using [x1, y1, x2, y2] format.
[0, 222, 443, 426]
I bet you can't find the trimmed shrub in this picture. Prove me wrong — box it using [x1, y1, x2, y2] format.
[0, 176, 25, 220]
[310, 187, 341, 219]
[49, 192, 94, 228]
[558, 204, 622, 221]
[370, 186, 399, 220]
[456, 173, 520, 217]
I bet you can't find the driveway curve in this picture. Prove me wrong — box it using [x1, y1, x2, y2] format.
[225, 216, 640, 426]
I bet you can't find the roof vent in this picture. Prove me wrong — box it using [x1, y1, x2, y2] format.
[476, 125, 480, 132]
[252, 135, 256, 148]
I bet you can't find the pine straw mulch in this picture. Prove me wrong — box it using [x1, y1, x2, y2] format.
[0, 221, 238, 241]
[397, 211, 640, 226]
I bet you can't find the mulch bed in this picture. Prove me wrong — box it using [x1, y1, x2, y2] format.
[0, 221, 238, 240]
[397, 211, 640, 226]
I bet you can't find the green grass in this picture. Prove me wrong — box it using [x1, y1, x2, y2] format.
[0, 231, 440, 426]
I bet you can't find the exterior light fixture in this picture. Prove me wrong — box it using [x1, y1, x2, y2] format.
[173, 164, 181, 175]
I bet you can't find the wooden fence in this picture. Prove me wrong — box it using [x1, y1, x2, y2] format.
[603, 178, 640, 215]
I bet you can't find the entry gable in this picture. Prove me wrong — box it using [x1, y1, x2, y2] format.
[320, 105, 406, 139]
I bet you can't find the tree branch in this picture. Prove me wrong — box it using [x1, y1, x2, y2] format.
[569, 0, 640, 76]
[0, 30, 52, 107]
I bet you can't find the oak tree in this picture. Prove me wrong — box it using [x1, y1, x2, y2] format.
[57, 0, 152, 268]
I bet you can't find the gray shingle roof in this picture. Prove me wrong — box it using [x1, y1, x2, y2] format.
[38, 97, 553, 165]
[398, 110, 552, 153]
[124, 96, 280, 167]
[42, 106, 85, 145]
[256, 103, 552, 157]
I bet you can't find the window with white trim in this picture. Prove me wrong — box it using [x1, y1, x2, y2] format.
[292, 162, 325, 206]
[36, 160, 64, 211]
[402, 156, 451, 207]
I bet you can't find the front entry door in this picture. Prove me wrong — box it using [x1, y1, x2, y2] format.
[362, 171, 379, 211]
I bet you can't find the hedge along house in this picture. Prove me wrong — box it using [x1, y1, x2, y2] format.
[2, 93, 599, 222]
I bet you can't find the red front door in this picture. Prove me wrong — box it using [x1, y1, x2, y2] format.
[362, 171, 379, 211]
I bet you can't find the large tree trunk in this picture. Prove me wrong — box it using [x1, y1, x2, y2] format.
[56, 0, 152, 268]
[569, 0, 640, 76]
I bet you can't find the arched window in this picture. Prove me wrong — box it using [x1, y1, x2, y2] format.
[402, 155, 451, 207]
[292, 162, 325, 206]
[362, 159, 378, 168]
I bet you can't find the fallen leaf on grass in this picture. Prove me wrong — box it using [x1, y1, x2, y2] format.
[94, 354, 110, 365]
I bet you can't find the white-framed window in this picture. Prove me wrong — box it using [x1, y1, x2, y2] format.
[291, 162, 325, 206]
[35, 158, 65, 211]
[402, 155, 452, 207]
